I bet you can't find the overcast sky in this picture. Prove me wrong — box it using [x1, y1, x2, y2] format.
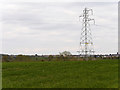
[1, 1, 118, 55]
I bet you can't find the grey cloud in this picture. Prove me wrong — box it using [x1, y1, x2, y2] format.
[2, 2, 118, 54]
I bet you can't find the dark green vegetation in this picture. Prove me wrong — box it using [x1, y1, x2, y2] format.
[2, 59, 118, 88]
[2, 54, 78, 62]
[2, 54, 118, 62]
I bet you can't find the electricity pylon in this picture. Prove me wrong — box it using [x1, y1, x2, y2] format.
[78, 8, 95, 59]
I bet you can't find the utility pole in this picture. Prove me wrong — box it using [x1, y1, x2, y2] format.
[78, 8, 95, 60]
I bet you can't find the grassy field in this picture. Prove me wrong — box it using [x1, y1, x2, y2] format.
[2, 59, 118, 88]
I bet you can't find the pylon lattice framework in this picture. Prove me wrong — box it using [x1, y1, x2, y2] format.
[79, 8, 95, 56]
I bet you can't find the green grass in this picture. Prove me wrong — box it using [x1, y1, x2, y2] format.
[2, 59, 118, 88]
